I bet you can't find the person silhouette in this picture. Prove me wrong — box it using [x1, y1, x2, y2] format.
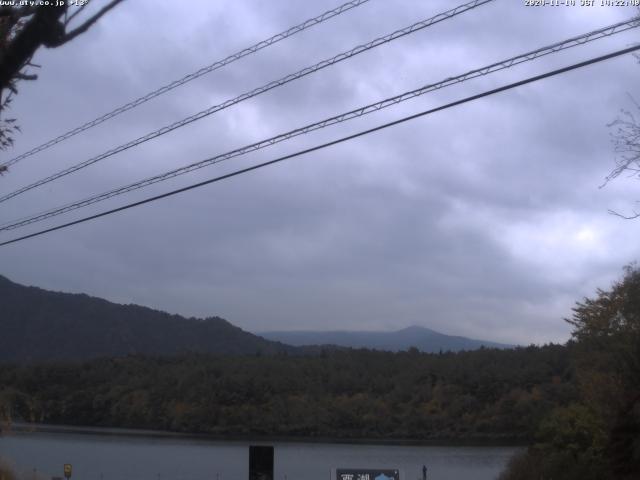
[422, 464, 427, 480]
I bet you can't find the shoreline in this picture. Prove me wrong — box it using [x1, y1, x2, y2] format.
[4, 422, 528, 447]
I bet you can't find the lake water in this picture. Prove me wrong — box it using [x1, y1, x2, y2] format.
[0, 429, 520, 480]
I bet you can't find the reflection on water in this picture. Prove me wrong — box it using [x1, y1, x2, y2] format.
[0, 430, 520, 480]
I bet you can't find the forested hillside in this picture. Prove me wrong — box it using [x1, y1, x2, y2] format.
[0, 275, 290, 361]
[0, 345, 574, 441]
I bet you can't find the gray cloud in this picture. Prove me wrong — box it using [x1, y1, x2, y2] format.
[1, 0, 640, 345]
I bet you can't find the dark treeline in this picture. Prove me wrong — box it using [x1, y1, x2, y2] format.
[0, 344, 574, 442]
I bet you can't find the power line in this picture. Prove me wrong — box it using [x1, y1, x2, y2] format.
[0, 0, 495, 205]
[1, 44, 638, 248]
[2, 16, 637, 233]
[0, 0, 373, 169]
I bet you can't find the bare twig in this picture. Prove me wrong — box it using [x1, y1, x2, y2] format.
[57, 0, 124, 45]
[608, 209, 640, 220]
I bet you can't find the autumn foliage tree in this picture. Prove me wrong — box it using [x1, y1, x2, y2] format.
[567, 265, 640, 477]
[500, 265, 640, 480]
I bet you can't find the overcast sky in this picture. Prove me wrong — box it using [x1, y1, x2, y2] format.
[1, 0, 639, 344]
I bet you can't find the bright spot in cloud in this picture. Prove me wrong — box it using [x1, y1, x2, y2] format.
[574, 226, 596, 244]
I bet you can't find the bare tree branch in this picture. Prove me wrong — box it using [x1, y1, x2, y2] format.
[608, 209, 640, 220]
[64, 3, 89, 27]
[605, 98, 640, 183]
[605, 55, 640, 219]
[14, 72, 37, 81]
[0, 1, 125, 153]
[56, 0, 124, 46]
[0, 6, 66, 90]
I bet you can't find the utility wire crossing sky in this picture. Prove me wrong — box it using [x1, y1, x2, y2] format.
[2, 43, 638, 247]
[0, 14, 637, 234]
[0, 0, 372, 169]
[0, 0, 494, 204]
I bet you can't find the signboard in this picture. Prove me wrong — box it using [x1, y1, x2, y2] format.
[63, 465, 72, 479]
[336, 469, 400, 480]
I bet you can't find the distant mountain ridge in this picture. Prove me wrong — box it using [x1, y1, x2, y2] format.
[259, 325, 514, 353]
[0, 274, 512, 363]
[0, 275, 292, 362]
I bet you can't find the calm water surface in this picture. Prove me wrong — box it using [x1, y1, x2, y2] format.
[0, 430, 520, 480]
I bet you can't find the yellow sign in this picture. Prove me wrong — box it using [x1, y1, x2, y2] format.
[64, 464, 72, 479]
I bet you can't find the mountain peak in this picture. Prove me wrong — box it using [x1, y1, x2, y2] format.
[398, 325, 437, 334]
[261, 327, 514, 353]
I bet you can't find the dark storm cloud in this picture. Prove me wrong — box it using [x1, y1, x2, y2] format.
[1, 0, 640, 344]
